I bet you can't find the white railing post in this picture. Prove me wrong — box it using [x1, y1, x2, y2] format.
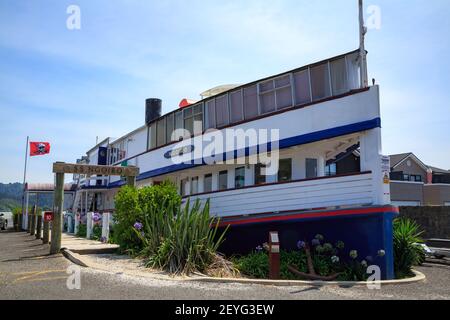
[101, 212, 110, 242]
[86, 212, 93, 239]
[67, 215, 73, 234]
[74, 213, 80, 235]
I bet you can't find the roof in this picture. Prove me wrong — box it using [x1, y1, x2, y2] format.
[389, 153, 449, 174]
[25, 183, 77, 192]
[389, 153, 412, 168]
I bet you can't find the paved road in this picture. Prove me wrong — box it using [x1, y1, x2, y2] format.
[1, 230, 450, 300]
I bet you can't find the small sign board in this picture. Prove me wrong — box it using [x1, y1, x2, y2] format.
[53, 162, 139, 176]
[43, 211, 53, 222]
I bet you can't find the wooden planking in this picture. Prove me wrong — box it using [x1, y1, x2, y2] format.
[185, 173, 374, 217]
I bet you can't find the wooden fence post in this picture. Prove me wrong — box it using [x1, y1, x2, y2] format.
[35, 212, 42, 239]
[30, 205, 37, 236]
[50, 172, 64, 254]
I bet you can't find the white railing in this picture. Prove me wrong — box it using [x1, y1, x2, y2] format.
[184, 172, 374, 218]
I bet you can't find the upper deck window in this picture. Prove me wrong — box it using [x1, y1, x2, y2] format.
[259, 75, 293, 114]
[331, 58, 348, 95]
[230, 90, 244, 123]
[157, 117, 166, 147]
[243, 85, 258, 120]
[311, 63, 332, 101]
[215, 95, 229, 127]
[294, 69, 312, 104]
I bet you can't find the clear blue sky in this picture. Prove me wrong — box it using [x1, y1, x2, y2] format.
[1, 0, 449, 183]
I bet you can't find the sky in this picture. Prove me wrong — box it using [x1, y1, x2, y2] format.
[0, 0, 449, 183]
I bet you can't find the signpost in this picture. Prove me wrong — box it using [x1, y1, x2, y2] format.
[42, 211, 52, 244]
[49, 162, 139, 254]
[268, 231, 280, 280]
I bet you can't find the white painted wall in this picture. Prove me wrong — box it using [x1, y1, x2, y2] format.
[184, 173, 374, 217]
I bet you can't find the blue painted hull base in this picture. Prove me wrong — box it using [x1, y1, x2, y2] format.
[217, 207, 398, 280]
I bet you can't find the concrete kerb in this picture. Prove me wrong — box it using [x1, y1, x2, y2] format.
[61, 249, 426, 287]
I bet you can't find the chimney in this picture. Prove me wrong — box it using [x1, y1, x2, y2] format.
[145, 98, 162, 125]
[427, 168, 433, 184]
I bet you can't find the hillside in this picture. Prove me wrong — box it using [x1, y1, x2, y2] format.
[0, 183, 53, 211]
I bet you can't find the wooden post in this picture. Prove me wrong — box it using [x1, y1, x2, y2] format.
[268, 231, 280, 280]
[27, 208, 32, 233]
[127, 176, 136, 187]
[35, 212, 42, 239]
[30, 205, 37, 236]
[43, 220, 50, 244]
[18, 214, 22, 231]
[50, 172, 64, 254]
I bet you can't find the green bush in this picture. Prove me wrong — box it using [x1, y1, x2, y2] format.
[137, 198, 227, 274]
[76, 224, 87, 237]
[111, 182, 181, 255]
[92, 224, 102, 240]
[393, 218, 425, 279]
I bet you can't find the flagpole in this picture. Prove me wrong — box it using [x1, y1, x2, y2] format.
[358, 0, 368, 88]
[21, 136, 29, 228]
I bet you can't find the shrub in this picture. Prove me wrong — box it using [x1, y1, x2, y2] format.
[233, 252, 269, 279]
[136, 198, 227, 274]
[393, 218, 425, 278]
[111, 182, 181, 255]
[76, 224, 87, 237]
[92, 224, 102, 241]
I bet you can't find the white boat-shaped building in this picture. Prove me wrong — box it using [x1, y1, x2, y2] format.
[72, 49, 398, 279]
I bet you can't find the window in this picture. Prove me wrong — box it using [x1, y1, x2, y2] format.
[204, 174, 212, 193]
[149, 123, 157, 149]
[230, 90, 244, 123]
[306, 158, 318, 179]
[243, 85, 258, 120]
[218, 170, 228, 190]
[166, 113, 174, 142]
[310, 63, 331, 101]
[409, 175, 422, 182]
[156, 118, 166, 147]
[278, 159, 292, 182]
[325, 163, 337, 176]
[255, 164, 267, 185]
[259, 75, 293, 114]
[403, 174, 410, 181]
[235, 167, 245, 188]
[274, 75, 293, 109]
[330, 58, 348, 95]
[294, 69, 312, 104]
[193, 104, 203, 135]
[180, 178, 189, 196]
[174, 111, 184, 140]
[191, 177, 199, 195]
[215, 95, 229, 127]
[183, 107, 193, 137]
[205, 100, 216, 129]
[259, 80, 276, 114]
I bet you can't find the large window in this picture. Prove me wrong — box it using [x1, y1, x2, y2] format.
[235, 167, 245, 188]
[218, 170, 228, 190]
[156, 118, 166, 147]
[243, 85, 258, 120]
[230, 90, 244, 123]
[180, 178, 189, 196]
[306, 158, 318, 179]
[294, 69, 312, 104]
[215, 95, 229, 127]
[255, 164, 267, 185]
[174, 111, 183, 140]
[183, 106, 193, 137]
[259, 75, 293, 114]
[325, 163, 337, 176]
[204, 174, 212, 193]
[330, 58, 348, 95]
[278, 159, 292, 182]
[205, 100, 216, 130]
[191, 176, 199, 195]
[193, 104, 203, 134]
[166, 113, 174, 142]
[149, 123, 157, 150]
[310, 63, 331, 101]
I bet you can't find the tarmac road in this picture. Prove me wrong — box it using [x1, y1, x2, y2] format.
[1, 230, 450, 300]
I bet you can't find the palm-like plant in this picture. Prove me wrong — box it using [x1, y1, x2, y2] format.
[393, 218, 425, 278]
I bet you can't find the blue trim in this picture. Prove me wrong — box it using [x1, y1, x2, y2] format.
[107, 118, 381, 188]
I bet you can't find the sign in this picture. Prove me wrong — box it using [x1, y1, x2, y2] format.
[381, 155, 391, 185]
[164, 145, 195, 159]
[53, 162, 139, 176]
[44, 211, 53, 222]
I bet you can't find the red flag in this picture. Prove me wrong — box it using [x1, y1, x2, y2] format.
[30, 142, 51, 156]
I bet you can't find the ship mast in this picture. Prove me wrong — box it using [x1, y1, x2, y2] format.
[358, 0, 368, 88]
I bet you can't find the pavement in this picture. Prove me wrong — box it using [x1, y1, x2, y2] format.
[61, 233, 119, 254]
[1, 229, 450, 300]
